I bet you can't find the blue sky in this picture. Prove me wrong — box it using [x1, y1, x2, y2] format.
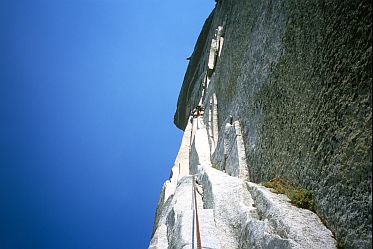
[0, 1, 214, 248]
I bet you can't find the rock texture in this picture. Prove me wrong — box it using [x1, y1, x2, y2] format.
[150, 114, 336, 248]
[151, 0, 371, 248]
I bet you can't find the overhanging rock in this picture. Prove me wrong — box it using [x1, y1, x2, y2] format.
[152, 0, 371, 248]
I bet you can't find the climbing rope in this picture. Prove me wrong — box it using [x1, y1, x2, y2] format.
[191, 176, 195, 249]
[192, 175, 202, 249]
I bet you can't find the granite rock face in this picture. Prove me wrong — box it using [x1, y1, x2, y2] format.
[171, 0, 371, 248]
[150, 114, 336, 248]
[150, 0, 371, 248]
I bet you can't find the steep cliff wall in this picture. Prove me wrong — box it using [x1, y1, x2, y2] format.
[152, 0, 371, 248]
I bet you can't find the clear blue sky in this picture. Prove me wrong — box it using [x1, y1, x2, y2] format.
[0, 1, 214, 248]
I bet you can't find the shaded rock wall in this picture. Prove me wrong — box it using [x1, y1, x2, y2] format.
[174, 0, 372, 248]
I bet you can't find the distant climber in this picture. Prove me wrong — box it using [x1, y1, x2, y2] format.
[192, 105, 205, 118]
[186, 56, 192, 60]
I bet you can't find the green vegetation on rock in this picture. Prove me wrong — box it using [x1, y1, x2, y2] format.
[174, 0, 371, 247]
[261, 176, 315, 211]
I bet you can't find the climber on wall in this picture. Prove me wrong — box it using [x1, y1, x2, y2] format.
[192, 105, 204, 118]
[192, 105, 205, 118]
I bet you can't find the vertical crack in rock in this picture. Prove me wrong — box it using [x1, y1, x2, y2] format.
[150, 111, 337, 248]
[151, 0, 371, 248]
